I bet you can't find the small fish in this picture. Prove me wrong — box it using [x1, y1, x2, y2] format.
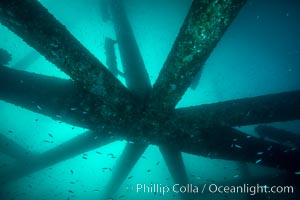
[82, 156, 88, 160]
[107, 153, 114, 157]
[93, 189, 100, 192]
[246, 135, 251, 139]
[70, 107, 77, 111]
[234, 144, 242, 149]
[156, 161, 160, 166]
[72, 127, 75, 130]
[128, 176, 133, 179]
[294, 171, 300, 175]
[257, 152, 264, 155]
[8, 130, 13, 133]
[48, 133, 53, 138]
[147, 170, 151, 172]
[267, 146, 272, 151]
[255, 159, 262, 164]
[107, 197, 114, 200]
[70, 182, 75, 184]
[37, 105, 42, 110]
[83, 153, 88, 156]
[35, 118, 39, 122]
[233, 174, 239, 178]
[68, 190, 74, 193]
[96, 151, 102, 155]
[70, 170, 74, 174]
[118, 195, 125, 199]
[102, 168, 108, 170]
[43, 140, 50, 143]
[142, 156, 147, 159]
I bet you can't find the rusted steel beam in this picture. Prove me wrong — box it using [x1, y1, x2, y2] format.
[150, 0, 247, 110]
[0, 131, 113, 184]
[0, 66, 136, 133]
[174, 90, 300, 128]
[0, 0, 135, 107]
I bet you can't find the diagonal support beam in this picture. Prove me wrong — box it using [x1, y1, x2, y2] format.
[101, 143, 147, 199]
[110, 0, 152, 100]
[0, 133, 34, 161]
[0, 0, 135, 107]
[162, 125, 300, 172]
[102, 0, 151, 197]
[0, 131, 113, 184]
[12, 50, 40, 70]
[0, 66, 133, 133]
[255, 125, 300, 147]
[159, 146, 191, 200]
[150, 0, 247, 110]
[174, 90, 300, 128]
[106, 2, 191, 198]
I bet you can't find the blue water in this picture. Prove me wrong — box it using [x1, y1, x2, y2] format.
[0, 0, 300, 199]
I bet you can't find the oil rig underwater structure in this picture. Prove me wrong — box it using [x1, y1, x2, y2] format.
[0, 0, 300, 199]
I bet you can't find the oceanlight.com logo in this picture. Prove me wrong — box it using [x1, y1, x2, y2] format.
[134, 183, 294, 196]
[208, 184, 294, 196]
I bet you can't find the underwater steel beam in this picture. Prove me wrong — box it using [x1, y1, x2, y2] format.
[159, 147, 188, 186]
[255, 125, 300, 147]
[167, 126, 300, 172]
[109, 0, 152, 100]
[0, 133, 34, 161]
[0, 131, 113, 184]
[0, 66, 134, 133]
[150, 0, 247, 110]
[12, 50, 40, 70]
[101, 143, 147, 199]
[104, 1, 190, 197]
[159, 146, 191, 200]
[174, 90, 300, 128]
[102, 0, 152, 197]
[0, 0, 136, 107]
